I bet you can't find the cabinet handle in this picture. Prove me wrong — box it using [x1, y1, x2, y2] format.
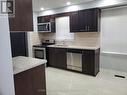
[85, 26, 87, 31]
[88, 26, 90, 31]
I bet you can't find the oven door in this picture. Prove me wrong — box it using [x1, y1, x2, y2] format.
[34, 48, 46, 59]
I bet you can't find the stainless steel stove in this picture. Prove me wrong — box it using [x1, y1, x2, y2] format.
[33, 40, 55, 59]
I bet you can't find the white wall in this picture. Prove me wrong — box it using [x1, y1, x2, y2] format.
[0, 0, 15, 94]
[27, 12, 41, 57]
[33, 12, 38, 32]
[101, 6, 127, 72]
[27, 32, 41, 57]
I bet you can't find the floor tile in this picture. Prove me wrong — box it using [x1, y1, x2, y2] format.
[46, 67, 127, 95]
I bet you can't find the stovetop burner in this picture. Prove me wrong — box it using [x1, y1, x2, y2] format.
[33, 44, 46, 48]
[33, 42, 55, 48]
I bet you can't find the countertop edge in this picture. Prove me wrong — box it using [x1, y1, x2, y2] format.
[13, 56, 47, 75]
[47, 45, 100, 50]
[14, 63, 46, 75]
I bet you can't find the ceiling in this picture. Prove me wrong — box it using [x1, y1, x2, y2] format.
[32, 0, 95, 12]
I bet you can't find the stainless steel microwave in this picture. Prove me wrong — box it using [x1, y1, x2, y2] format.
[38, 22, 51, 32]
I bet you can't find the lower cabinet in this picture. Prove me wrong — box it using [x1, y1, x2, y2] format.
[48, 47, 67, 69]
[14, 65, 46, 95]
[48, 47, 100, 76]
[82, 49, 100, 76]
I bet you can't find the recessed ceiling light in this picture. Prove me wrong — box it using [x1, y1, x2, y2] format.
[67, 2, 71, 5]
[67, 5, 79, 11]
[41, 7, 44, 11]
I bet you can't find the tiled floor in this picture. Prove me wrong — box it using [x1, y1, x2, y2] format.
[46, 67, 127, 95]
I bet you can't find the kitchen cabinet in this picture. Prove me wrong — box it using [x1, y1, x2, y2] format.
[38, 16, 51, 23]
[37, 15, 56, 24]
[70, 8, 101, 32]
[48, 47, 67, 69]
[82, 49, 100, 76]
[78, 9, 88, 32]
[9, 0, 33, 31]
[86, 9, 100, 32]
[69, 11, 80, 32]
[14, 65, 46, 95]
[47, 47, 55, 67]
[48, 47, 100, 76]
[50, 15, 56, 32]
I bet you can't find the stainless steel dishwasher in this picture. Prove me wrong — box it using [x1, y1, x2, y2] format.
[67, 49, 82, 72]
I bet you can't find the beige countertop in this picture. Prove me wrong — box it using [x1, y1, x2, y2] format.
[13, 56, 47, 75]
[48, 44, 100, 50]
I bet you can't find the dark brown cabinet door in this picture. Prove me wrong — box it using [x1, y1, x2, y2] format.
[70, 11, 80, 32]
[48, 48, 67, 69]
[70, 8, 100, 32]
[54, 48, 67, 69]
[9, 0, 33, 31]
[32, 65, 46, 95]
[50, 15, 56, 33]
[78, 10, 88, 32]
[86, 9, 100, 32]
[48, 48, 56, 67]
[82, 50, 100, 76]
[14, 65, 46, 95]
[82, 50, 95, 76]
[14, 70, 33, 95]
[37, 16, 51, 23]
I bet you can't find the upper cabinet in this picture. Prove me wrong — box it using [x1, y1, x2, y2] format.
[70, 8, 101, 32]
[69, 11, 80, 32]
[9, 0, 33, 32]
[37, 16, 51, 23]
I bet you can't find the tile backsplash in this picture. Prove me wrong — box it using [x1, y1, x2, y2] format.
[39, 32, 100, 47]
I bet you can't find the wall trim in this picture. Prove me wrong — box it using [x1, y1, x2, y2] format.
[101, 51, 127, 57]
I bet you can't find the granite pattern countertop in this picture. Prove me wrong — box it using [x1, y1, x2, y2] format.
[48, 44, 100, 50]
[13, 56, 47, 75]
